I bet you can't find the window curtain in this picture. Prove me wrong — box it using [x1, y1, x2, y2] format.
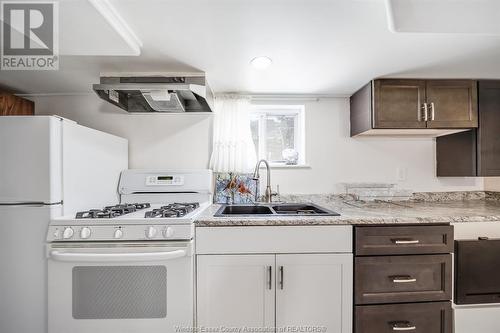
[209, 95, 257, 173]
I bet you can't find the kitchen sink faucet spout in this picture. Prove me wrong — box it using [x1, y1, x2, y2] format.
[252, 159, 273, 203]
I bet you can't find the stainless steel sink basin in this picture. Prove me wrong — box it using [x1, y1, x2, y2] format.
[214, 203, 340, 217]
[271, 204, 336, 215]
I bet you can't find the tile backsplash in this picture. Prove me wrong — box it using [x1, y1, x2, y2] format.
[214, 173, 259, 204]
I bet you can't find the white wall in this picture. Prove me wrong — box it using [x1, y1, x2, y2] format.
[33, 94, 212, 169]
[253, 98, 483, 194]
[33, 94, 484, 194]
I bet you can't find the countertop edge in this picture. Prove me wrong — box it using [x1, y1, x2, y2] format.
[194, 215, 500, 227]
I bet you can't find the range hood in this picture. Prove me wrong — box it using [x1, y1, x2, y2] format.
[92, 73, 214, 113]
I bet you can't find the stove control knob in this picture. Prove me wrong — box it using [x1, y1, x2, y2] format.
[80, 227, 91, 239]
[63, 227, 74, 239]
[53, 228, 60, 239]
[145, 226, 157, 239]
[163, 227, 175, 238]
[114, 229, 123, 239]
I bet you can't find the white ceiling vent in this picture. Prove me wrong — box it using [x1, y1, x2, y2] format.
[386, 0, 500, 35]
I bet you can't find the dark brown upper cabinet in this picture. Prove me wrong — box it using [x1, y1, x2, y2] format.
[437, 80, 500, 177]
[373, 79, 427, 129]
[350, 79, 478, 136]
[426, 80, 478, 128]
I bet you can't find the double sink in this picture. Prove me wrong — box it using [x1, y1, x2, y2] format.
[214, 203, 340, 217]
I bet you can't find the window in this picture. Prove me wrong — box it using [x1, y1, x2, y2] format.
[250, 105, 305, 166]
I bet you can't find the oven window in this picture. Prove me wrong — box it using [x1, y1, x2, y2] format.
[72, 266, 167, 319]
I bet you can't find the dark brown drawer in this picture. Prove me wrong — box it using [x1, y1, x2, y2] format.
[355, 254, 452, 304]
[355, 225, 454, 255]
[355, 302, 452, 333]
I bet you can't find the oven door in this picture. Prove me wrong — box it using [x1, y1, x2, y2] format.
[48, 241, 193, 333]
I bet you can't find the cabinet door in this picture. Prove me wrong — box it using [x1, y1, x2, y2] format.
[478, 80, 500, 176]
[373, 79, 427, 129]
[426, 80, 478, 128]
[276, 253, 353, 333]
[196, 254, 275, 329]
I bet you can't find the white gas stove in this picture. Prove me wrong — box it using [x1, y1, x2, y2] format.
[47, 170, 212, 242]
[47, 201, 210, 242]
[46, 170, 212, 333]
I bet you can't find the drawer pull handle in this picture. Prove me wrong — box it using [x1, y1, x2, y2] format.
[279, 266, 284, 290]
[391, 276, 417, 283]
[392, 239, 420, 245]
[267, 266, 272, 290]
[391, 321, 417, 331]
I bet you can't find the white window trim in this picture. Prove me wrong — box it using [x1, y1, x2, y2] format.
[250, 104, 306, 167]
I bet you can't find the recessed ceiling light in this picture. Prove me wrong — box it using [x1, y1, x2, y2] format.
[250, 56, 272, 70]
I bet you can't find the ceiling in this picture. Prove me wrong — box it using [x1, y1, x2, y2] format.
[3, 0, 500, 96]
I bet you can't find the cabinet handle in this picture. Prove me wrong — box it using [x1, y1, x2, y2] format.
[267, 266, 272, 290]
[279, 266, 284, 290]
[392, 239, 420, 245]
[391, 321, 417, 331]
[391, 275, 417, 283]
[429, 102, 435, 121]
[421, 103, 428, 121]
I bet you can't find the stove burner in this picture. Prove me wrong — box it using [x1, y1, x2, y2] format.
[75, 203, 151, 219]
[144, 202, 200, 218]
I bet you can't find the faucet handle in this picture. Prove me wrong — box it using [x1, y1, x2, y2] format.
[271, 184, 281, 201]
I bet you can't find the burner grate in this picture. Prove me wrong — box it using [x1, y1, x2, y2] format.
[144, 202, 200, 218]
[75, 203, 151, 219]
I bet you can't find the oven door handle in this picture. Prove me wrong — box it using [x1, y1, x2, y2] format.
[49, 249, 187, 263]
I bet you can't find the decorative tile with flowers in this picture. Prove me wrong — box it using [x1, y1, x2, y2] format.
[214, 173, 259, 204]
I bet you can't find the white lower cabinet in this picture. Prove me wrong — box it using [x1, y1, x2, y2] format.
[196, 254, 275, 329]
[197, 253, 353, 333]
[276, 254, 353, 333]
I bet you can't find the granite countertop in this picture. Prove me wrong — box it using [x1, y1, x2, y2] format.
[194, 192, 500, 227]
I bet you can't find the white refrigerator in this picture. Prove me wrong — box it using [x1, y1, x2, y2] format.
[0, 116, 128, 333]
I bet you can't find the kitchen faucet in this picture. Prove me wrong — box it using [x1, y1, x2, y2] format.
[252, 159, 275, 203]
